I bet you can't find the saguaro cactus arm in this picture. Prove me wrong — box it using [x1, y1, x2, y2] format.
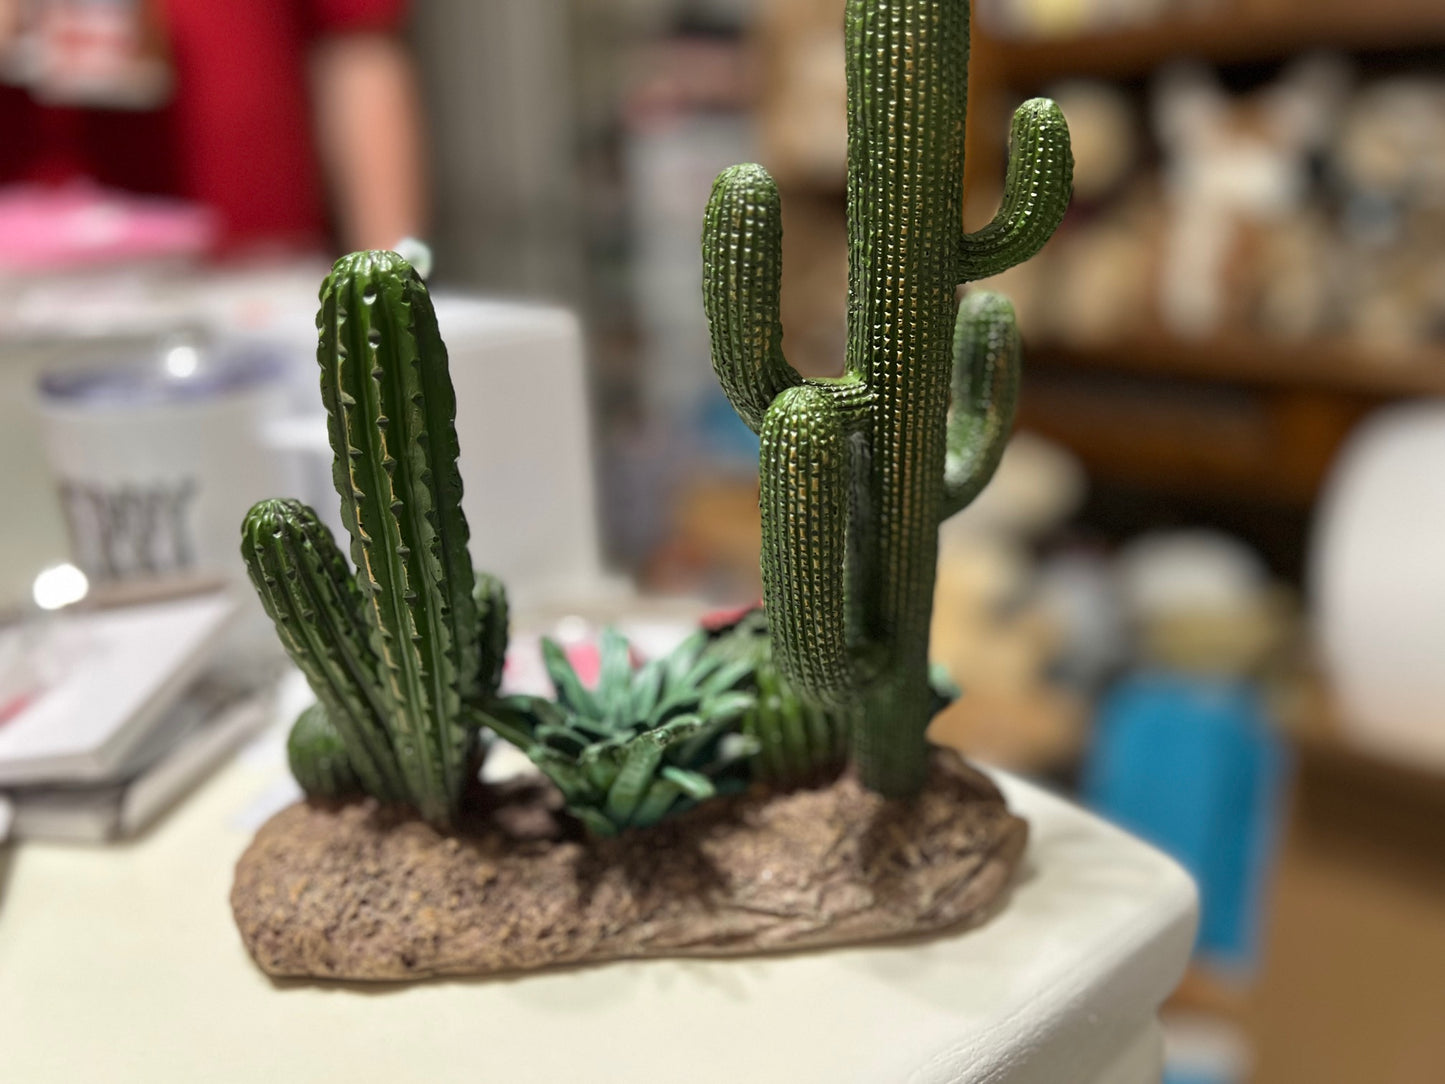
[759, 385, 854, 710]
[318, 251, 479, 826]
[940, 292, 1022, 521]
[702, 163, 802, 433]
[242, 498, 405, 801]
[958, 98, 1074, 283]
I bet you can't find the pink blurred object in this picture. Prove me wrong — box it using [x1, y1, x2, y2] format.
[0, 184, 216, 272]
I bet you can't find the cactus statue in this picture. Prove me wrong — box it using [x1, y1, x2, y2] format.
[702, 0, 1072, 797]
[243, 252, 510, 829]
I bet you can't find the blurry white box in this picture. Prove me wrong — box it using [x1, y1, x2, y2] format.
[435, 296, 603, 607]
[1314, 401, 1445, 770]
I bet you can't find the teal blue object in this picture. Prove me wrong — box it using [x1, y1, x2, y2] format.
[1083, 672, 1289, 971]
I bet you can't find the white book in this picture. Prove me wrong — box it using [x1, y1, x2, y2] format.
[0, 593, 239, 786]
[6, 685, 272, 844]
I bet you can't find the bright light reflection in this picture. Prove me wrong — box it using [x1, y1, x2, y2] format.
[164, 345, 200, 379]
[554, 615, 590, 643]
[33, 563, 89, 611]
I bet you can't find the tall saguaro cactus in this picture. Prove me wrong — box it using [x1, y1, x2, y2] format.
[703, 0, 1072, 797]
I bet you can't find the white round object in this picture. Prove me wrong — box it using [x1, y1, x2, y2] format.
[1313, 402, 1445, 768]
[1116, 530, 1269, 622]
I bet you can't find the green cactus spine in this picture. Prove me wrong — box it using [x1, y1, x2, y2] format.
[703, 0, 1072, 797]
[317, 250, 481, 827]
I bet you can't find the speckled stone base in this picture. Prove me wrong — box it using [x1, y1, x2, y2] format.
[232, 751, 1026, 982]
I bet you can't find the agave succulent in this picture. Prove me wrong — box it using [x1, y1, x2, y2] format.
[472, 628, 758, 836]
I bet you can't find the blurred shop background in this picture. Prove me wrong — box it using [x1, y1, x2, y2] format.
[1, 2, 1443, 1082]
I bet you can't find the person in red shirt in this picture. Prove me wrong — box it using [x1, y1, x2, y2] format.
[0, 0, 425, 252]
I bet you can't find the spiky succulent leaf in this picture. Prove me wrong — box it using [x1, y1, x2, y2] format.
[474, 628, 760, 835]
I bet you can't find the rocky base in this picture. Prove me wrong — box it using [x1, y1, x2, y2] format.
[231, 752, 1027, 982]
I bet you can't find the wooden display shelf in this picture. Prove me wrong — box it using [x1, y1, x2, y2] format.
[1026, 334, 1445, 399]
[978, 5, 1445, 87]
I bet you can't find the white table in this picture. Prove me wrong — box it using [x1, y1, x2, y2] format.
[0, 715, 1196, 1084]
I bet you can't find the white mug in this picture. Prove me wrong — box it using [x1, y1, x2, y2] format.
[37, 336, 300, 595]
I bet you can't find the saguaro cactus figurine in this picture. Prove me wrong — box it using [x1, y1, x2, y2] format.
[702, 0, 1072, 797]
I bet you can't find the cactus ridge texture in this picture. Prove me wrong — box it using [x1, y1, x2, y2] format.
[242, 498, 406, 802]
[473, 572, 510, 701]
[317, 250, 481, 827]
[471, 629, 759, 836]
[703, 0, 1072, 796]
[708, 609, 853, 787]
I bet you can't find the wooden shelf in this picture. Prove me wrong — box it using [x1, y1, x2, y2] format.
[1026, 334, 1445, 399]
[979, 7, 1445, 86]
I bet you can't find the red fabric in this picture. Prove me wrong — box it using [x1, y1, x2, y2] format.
[0, 0, 408, 252]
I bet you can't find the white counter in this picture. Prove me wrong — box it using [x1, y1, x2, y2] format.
[0, 721, 1196, 1084]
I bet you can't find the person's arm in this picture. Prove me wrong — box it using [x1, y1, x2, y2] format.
[310, 31, 427, 252]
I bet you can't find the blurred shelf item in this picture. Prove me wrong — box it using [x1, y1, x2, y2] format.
[1019, 367, 1369, 505]
[1250, 681, 1445, 1084]
[928, 688, 1086, 776]
[978, 3, 1445, 86]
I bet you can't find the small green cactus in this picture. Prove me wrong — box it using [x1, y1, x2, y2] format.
[286, 703, 363, 800]
[243, 252, 509, 829]
[703, 608, 851, 787]
[472, 629, 758, 836]
[702, 0, 1072, 797]
[242, 498, 407, 803]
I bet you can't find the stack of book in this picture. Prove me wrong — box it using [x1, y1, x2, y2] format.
[0, 594, 271, 844]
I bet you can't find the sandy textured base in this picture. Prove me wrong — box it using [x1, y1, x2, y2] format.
[231, 752, 1027, 982]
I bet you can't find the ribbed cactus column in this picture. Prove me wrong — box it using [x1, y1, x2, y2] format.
[317, 251, 481, 826]
[242, 498, 405, 802]
[703, 0, 1072, 797]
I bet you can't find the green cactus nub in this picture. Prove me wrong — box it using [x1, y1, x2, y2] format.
[287, 703, 364, 801]
[958, 98, 1074, 283]
[703, 0, 1073, 797]
[473, 572, 510, 701]
[942, 292, 1023, 519]
[702, 163, 800, 434]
